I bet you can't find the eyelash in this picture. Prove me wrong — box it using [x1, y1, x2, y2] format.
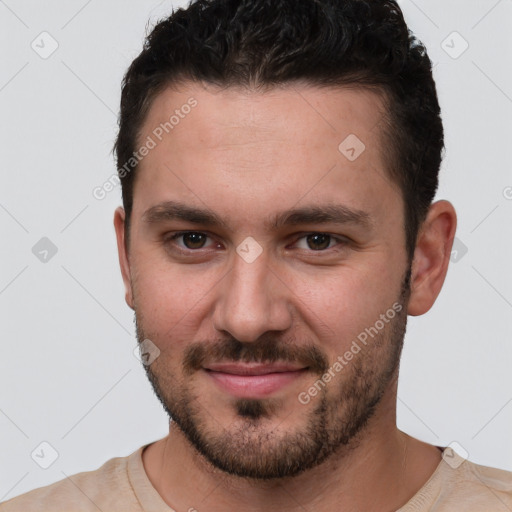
[164, 231, 349, 255]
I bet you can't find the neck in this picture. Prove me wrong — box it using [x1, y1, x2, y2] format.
[143, 390, 442, 512]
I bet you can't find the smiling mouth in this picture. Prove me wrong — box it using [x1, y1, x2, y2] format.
[203, 362, 309, 398]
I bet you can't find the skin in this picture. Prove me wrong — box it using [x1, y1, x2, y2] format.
[114, 81, 457, 511]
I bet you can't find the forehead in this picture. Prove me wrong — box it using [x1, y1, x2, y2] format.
[132, 81, 399, 232]
[142, 81, 388, 148]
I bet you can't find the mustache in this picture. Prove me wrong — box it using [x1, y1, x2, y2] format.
[183, 337, 329, 376]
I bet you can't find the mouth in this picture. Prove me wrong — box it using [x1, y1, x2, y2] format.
[203, 362, 309, 398]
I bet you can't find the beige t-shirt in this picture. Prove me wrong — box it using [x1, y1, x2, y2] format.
[1, 444, 511, 511]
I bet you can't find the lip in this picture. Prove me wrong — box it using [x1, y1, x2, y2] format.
[204, 363, 308, 398]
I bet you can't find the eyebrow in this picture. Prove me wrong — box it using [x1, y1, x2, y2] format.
[142, 200, 372, 231]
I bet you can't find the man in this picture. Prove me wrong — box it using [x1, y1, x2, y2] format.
[2, 0, 511, 510]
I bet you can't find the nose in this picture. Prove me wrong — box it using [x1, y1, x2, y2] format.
[212, 248, 293, 342]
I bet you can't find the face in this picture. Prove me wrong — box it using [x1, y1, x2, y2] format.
[120, 82, 412, 479]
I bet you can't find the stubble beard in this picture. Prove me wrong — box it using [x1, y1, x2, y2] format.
[136, 268, 411, 480]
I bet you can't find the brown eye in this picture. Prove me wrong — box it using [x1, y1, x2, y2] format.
[181, 232, 208, 249]
[305, 234, 332, 251]
[294, 233, 349, 253]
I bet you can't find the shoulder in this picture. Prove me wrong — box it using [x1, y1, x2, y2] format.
[459, 459, 512, 507]
[401, 449, 512, 512]
[0, 449, 142, 512]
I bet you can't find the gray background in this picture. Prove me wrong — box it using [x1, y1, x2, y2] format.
[1, 0, 511, 501]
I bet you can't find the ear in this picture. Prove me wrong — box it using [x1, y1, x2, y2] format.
[408, 200, 457, 316]
[113, 206, 134, 310]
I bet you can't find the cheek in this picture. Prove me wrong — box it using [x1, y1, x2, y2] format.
[131, 255, 222, 348]
[289, 261, 403, 354]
